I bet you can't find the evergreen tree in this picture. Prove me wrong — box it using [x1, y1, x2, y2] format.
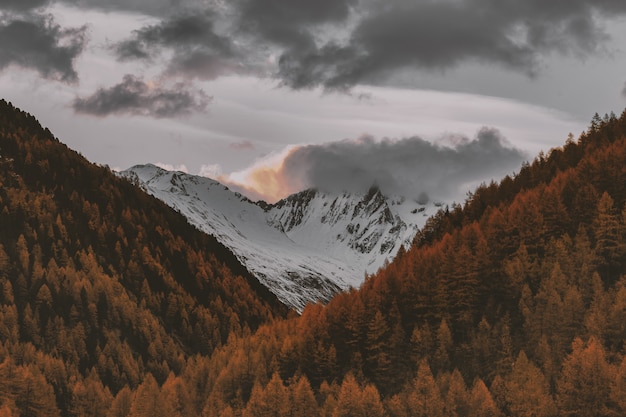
[129, 374, 164, 417]
[433, 319, 452, 371]
[244, 373, 288, 417]
[106, 387, 133, 417]
[593, 192, 623, 280]
[70, 369, 113, 417]
[557, 337, 615, 417]
[360, 384, 384, 417]
[406, 359, 445, 417]
[333, 374, 363, 417]
[443, 369, 469, 417]
[468, 378, 501, 417]
[288, 375, 319, 417]
[365, 310, 391, 387]
[504, 351, 556, 417]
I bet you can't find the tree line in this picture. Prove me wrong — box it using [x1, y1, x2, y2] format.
[2, 99, 626, 415]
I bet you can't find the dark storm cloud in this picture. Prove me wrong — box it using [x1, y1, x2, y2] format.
[61, 0, 194, 17]
[0, 14, 86, 82]
[116, 13, 232, 60]
[276, 0, 626, 89]
[277, 3, 537, 90]
[0, 0, 50, 12]
[108, 0, 626, 90]
[237, 0, 355, 50]
[277, 128, 526, 201]
[114, 13, 248, 80]
[110, 0, 358, 82]
[72, 74, 210, 118]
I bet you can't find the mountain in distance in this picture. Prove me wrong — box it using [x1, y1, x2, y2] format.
[189, 111, 626, 416]
[120, 164, 441, 310]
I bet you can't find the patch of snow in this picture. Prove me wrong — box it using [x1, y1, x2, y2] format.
[119, 164, 440, 311]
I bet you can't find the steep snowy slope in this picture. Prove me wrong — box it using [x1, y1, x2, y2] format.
[268, 187, 425, 274]
[120, 164, 439, 311]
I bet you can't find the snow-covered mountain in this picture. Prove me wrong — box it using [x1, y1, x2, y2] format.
[120, 164, 441, 311]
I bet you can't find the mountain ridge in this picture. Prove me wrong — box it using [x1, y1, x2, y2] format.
[3, 100, 626, 416]
[190, 110, 626, 417]
[0, 99, 286, 416]
[120, 163, 440, 310]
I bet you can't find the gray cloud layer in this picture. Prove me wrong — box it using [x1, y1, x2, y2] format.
[1, 0, 50, 12]
[5, 0, 626, 118]
[277, 0, 626, 89]
[0, 12, 86, 82]
[62, 0, 215, 17]
[237, 0, 354, 51]
[273, 128, 526, 202]
[72, 74, 210, 118]
[115, 13, 245, 80]
[109, 0, 626, 91]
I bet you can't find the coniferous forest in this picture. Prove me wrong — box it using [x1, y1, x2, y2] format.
[2, 99, 626, 416]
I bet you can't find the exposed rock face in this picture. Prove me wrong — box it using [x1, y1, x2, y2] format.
[121, 164, 439, 311]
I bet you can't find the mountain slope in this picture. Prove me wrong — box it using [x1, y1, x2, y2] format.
[187, 110, 626, 416]
[0, 100, 287, 416]
[4, 101, 626, 417]
[121, 164, 439, 310]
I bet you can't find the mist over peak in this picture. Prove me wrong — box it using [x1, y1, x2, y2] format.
[219, 127, 527, 204]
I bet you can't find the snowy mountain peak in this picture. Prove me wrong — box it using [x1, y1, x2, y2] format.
[119, 165, 440, 311]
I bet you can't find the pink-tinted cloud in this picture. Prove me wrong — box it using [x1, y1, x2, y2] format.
[217, 147, 304, 202]
[219, 128, 527, 203]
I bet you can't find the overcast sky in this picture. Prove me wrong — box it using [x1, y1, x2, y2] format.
[1, 0, 625, 203]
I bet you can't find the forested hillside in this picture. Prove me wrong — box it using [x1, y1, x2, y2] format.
[193, 110, 626, 417]
[3, 98, 626, 417]
[0, 100, 287, 417]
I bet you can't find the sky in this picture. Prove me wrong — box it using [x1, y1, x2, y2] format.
[1, 0, 626, 203]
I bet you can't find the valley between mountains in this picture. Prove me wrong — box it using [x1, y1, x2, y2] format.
[4, 101, 626, 417]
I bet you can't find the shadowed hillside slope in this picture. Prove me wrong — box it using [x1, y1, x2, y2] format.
[0, 100, 287, 416]
[196, 110, 626, 417]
